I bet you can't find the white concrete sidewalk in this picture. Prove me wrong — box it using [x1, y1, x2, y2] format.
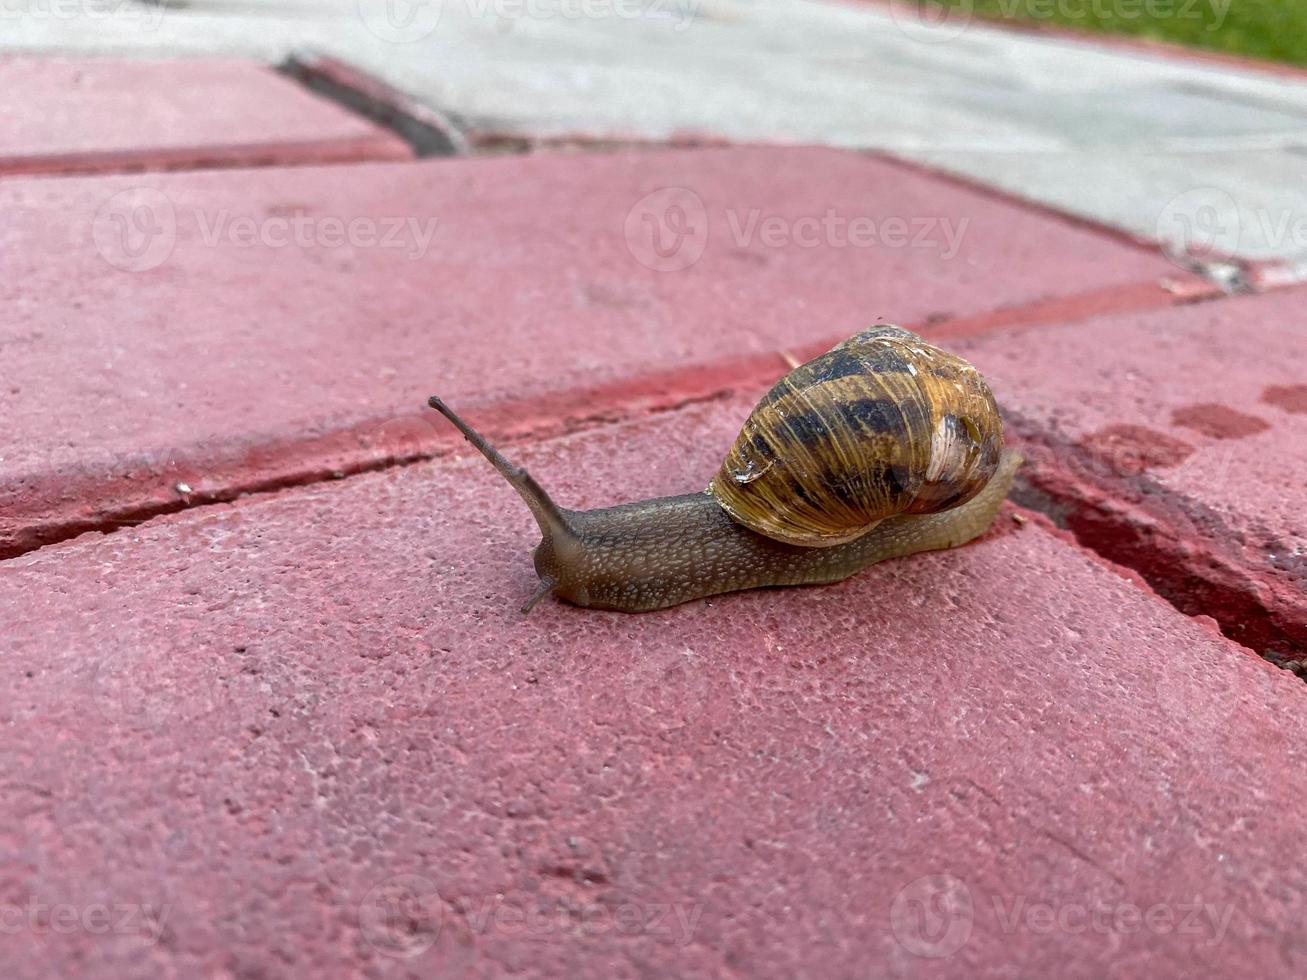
[6, 0, 1305, 263]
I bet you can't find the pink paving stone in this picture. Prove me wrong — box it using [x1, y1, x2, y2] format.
[1, 394, 1304, 978]
[950, 287, 1307, 659]
[0, 145, 1189, 558]
[0, 56, 411, 176]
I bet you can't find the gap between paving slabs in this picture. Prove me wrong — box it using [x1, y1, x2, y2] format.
[1007, 409, 1307, 670]
[13, 288, 1295, 686]
[949, 287, 1307, 674]
[0, 131, 1270, 651]
[0, 280, 1218, 564]
[0, 143, 1200, 561]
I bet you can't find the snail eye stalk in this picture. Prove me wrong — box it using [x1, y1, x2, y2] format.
[427, 396, 578, 547]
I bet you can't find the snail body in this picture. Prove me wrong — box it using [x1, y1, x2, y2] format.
[429, 325, 1020, 614]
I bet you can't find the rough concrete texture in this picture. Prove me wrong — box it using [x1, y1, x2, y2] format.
[0, 55, 411, 175]
[4, 0, 1307, 261]
[2, 393, 1305, 978]
[953, 287, 1307, 660]
[0, 145, 1184, 558]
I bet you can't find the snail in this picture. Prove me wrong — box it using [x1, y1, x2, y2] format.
[428, 325, 1021, 613]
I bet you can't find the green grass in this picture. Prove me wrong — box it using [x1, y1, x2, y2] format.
[930, 0, 1307, 68]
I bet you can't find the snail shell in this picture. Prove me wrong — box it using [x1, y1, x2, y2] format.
[708, 325, 1002, 547]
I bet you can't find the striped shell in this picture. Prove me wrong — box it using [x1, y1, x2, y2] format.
[708, 326, 1003, 547]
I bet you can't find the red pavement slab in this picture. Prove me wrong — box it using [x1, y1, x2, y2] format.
[0, 145, 1192, 559]
[2, 394, 1304, 978]
[949, 287, 1307, 661]
[0, 56, 412, 177]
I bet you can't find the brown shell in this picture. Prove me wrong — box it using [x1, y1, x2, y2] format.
[707, 325, 1003, 547]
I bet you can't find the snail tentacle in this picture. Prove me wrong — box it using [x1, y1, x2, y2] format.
[521, 576, 557, 614]
[428, 396, 578, 549]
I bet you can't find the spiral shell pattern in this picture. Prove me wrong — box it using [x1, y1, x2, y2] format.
[708, 326, 1003, 547]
